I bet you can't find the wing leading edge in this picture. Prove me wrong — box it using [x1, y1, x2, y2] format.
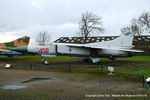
[54, 43, 143, 53]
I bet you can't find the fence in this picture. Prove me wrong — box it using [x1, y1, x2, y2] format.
[10, 63, 150, 91]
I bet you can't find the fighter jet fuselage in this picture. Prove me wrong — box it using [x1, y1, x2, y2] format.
[10, 33, 143, 63]
[26, 45, 132, 58]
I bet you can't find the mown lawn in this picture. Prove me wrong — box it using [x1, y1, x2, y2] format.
[0, 55, 150, 79]
[118, 56, 150, 61]
[0, 55, 150, 61]
[0, 55, 150, 77]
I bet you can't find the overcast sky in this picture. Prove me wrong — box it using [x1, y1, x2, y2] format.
[0, 0, 150, 42]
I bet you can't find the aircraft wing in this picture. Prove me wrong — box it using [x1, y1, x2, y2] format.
[54, 43, 85, 47]
[55, 43, 143, 53]
[87, 46, 144, 52]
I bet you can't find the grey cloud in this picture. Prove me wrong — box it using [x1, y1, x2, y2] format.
[0, 0, 150, 42]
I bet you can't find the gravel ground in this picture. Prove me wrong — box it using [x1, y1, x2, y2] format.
[0, 69, 149, 100]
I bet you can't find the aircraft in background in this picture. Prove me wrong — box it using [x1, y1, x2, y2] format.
[11, 33, 143, 63]
[0, 36, 30, 57]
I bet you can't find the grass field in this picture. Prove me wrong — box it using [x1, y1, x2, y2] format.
[0, 55, 150, 60]
[0, 55, 76, 59]
[118, 56, 150, 61]
[0, 55, 150, 75]
[18, 55, 150, 61]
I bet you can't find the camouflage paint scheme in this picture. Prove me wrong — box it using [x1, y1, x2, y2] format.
[0, 36, 30, 57]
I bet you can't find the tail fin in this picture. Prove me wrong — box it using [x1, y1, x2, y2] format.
[88, 32, 134, 48]
[14, 36, 30, 47]
[28, 37, 39, 47]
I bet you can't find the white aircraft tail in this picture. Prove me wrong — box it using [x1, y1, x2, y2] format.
[28, 38, 39, 47]
[88, 32, 134, 48]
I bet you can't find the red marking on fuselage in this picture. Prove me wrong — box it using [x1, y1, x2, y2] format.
[39, 48, 49, 54]
[121, 41, 124, 45]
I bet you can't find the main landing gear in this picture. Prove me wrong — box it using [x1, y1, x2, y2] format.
[41, 56, 49, 65]
[84, 57, 100, 64]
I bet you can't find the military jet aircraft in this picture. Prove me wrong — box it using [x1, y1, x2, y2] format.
[0, 36, 30, 57]
[11, 33, 143, 63]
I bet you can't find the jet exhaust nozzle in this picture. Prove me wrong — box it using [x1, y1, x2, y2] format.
[10, 46, 28, 53]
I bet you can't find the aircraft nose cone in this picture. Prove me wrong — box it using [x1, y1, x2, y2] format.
[10, 46, 27, 53]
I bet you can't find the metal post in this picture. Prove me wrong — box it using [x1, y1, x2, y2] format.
[101, 66, 104, 73]
[41, 56, 44, 64]
[30, 63, 32, 70]
[68, 63, 71, 73]
[143, 74, 145, 87]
